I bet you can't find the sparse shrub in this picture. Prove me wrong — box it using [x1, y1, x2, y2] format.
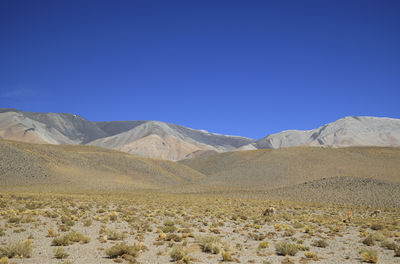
[157, 232, 167, 241]
[258, 241, 269, 249]
[250, 232, 266, 241]
[0, 257, 9, 264]
[83, 219, 92, 227]
[47, 228, 58, 238]
[381, 240, 397, 250]
[61, 215, 75, 227]
[52, 232, 90, 246]
[164, 220, 175, 226]
[53, 247, 69, 259]
[275, 242, 299, 256]
[165, 233, 182, 242]
[199, 236, 220, 254]
[221, 250, 233, 261]
[109, 212, 118, 221]
[13, 228, 25, 234]
[304, 252, 318, 260]
[46, 211, 59, 218]
[312, 239, 328, 248]
[370, 232, 386, 242]
[395, 246, 400, 257]
[371, 223, 384, 231]
[58, 225, 70, 232]
[274, 223, 283, 231]
[292, 221, 304, 229]
[8, 217, 20, 224]
[304, 226, 313, 235]
[281, 257, 295, 264]
[362, 235, 375, 246]
[162, 224, 177, 233]
[360, 249, 378, 263]
[284, 228, 296, 237]
[103, 228, 125, 241]
[170, 245, 190, 263]
[0, 240, 33, 258]
[297, 244, 310, 251]
[51, 237, 66, 246]
[105, 243, 139, 258]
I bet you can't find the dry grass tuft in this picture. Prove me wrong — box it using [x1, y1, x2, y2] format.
[170, 245, 190, 263]
[53, 247, 69, 259]
[258, 241, 269, 249]
[105, 243, 139, 259]
[275, 242, 298, 256]
[221, 250, 233, 261]
[360, 249, 378, 263]
[312, 239, 328, 248]
[198, 236, 221, 254]
[52, 232, 90, 246]
[0, 240, 33, 258]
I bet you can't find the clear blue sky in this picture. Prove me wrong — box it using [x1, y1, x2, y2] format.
[1, 0, 399, 139]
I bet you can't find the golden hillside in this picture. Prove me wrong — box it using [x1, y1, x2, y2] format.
[1, 141, 400, 207]
[0, 140, 205, 192]
[180, 147, 400, 189]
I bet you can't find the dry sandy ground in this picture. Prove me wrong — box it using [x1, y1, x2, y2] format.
[1, 193, 399, 264]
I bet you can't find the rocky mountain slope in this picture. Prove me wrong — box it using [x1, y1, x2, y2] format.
[0, 108, 107, 144]
[0, 109, 253, 160]
[88, 121, 252, 160]
[248, 116, 400, 149]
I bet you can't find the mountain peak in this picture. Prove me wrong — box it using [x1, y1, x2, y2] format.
[0, 109, 399, 160]
[255, 116, 400, 149]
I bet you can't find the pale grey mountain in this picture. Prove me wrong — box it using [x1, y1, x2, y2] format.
[88, 121, 254, 160]
[94, 120, 253, 149]
[0, 109, 107, 144]
[0, 109, 254, 160]
[251, 116, 400, 149]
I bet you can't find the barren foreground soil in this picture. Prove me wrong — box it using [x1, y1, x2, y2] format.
[1, 193, 399, 264]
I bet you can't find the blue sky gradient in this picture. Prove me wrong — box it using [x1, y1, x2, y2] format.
[1, 0, 399, 138]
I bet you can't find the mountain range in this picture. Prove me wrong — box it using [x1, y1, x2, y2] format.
[1, 108, 399, 160]
[1, 108, 400, 206]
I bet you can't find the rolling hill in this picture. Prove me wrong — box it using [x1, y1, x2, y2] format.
[263, 176, 400, 208]
[180, 146, 400, 189]
[0, 140, 205, 192]
[1, 139, 400, 206]
[178, 147, 400, 207]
